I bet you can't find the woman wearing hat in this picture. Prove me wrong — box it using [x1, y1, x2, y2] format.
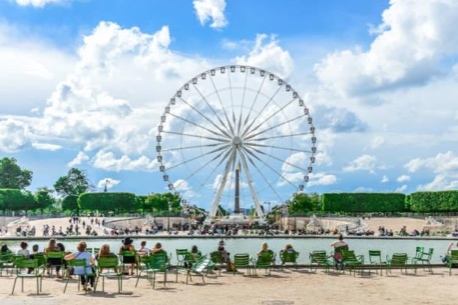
[119, 237, 137, 275]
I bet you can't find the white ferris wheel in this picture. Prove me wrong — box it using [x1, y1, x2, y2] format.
[156, 65, 316, 223]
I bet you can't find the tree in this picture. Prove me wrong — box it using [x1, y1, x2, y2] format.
[289, 193, 314, 215]
[0, 189, 35, 214]
[54, 168, 92, 197]
[0, 157, 33, 189]
[145, 192, 181, 215]
[34, 187, 56, 214]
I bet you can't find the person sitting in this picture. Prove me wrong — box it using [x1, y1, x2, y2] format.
[150, 242, 166, 254]
[16, 241, 30, 258]
[64, 241, 95, 291]
[45, 238, 64, 278]
[119, 237, 137, 275]
[441, 242, 458, 264]
[330, 234, 348, 270]
[257, 242, 274, 257]
[281, 244, 296, 254]
[137, 241, 150, 256]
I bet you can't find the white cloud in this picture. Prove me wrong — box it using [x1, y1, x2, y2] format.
[0, 119, 32, 152]
[397, 175, 411, 182]
[173, 179, 198, 199]
[417, 174, 458, 191]
[369, 136, 385, 149]
[307, 172, 337, 187]
[313, 105, 368, 132]
[67, 151, 89, 167]
[405, 151, 458, 176]
[381, 175, 389, 183]
[31, 143, 62, 151]
[343, 154, 377, 173]
[314, 0, 458, 98]
[354, 186, 374, 192]
[193, 0, 228, 29]
[96, 178, 120, 190]
[9, 0, 71, 7]
[405, 151, 458, 191]
[234, 34, 294, 78]
[91, 150, 157, 172]
[395, 184, 408, 193]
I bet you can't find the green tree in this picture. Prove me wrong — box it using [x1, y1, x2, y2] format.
[62, 195, 79, 213]
[290, 193, 314, 215]
[34, 187, 56, 214]
[0, 189, 35, 214]
[0, 157, 33, 189]
[145, 192, 181, 214]
[54, 168, 92, 197]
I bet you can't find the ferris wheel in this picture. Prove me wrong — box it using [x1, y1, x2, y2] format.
[156, 65, 316, 222]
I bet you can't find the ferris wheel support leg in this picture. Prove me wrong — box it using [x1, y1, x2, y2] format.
[239, 151, 265, 220]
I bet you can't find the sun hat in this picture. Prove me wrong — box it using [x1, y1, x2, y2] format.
[122, 237, 134, 245]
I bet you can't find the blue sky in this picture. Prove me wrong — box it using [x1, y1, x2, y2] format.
[1, 0, 458, 212]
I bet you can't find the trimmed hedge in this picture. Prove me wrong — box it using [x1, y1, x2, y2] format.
[410, 190, 458, 212]
[78, 192, 138, 213]
[321, 192, 407, 213]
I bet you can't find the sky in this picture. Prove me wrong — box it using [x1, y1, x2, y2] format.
[0, 0, 458, 212]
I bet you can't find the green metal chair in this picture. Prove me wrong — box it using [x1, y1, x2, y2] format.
[341, 249, 364, 276]
[368, 250, 387, 275]
[120, 250, 137, 275]
[11, 259, 45, 295]
[186, 255, 213, 284]
[94, 257, 123, 293]
[63, 259, 96, 294]
[175, 248, 189, 282]
[448, 249, 458, 276]
[46, 251, 65, 278]
[210, 251, 227, 275]
[309, 250, 332, 273]
[413, 248, 434, 274]
[279, 250, 299, 270]
[252, 251, 275, 276]
[143, 252, 169, 289]
[387, 253, 409, 275]
[233, 253, 252, 275]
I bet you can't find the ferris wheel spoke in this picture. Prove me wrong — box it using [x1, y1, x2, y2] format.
[244, 145, 308, 173]
[246, 142, 310, 153]
[239, 148, 285, 203]
[167, 112, 228, 138]
[242, 74, 267, 134]
[209, 74, 236, 137]
[161, 142, 227, 153]
[178, 96, 233, 139]
[162, 130, 231, 143]
[244, 114, 305, 141]
[241, 84, 283, 138]
[237, 70, 249, 135]
[192, 84, 234, 136]
[249, 131, 314, 142]
[241, 146, 299, 189]
[165, 144, 232, 171]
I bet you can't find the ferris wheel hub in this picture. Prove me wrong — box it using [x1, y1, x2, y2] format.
[232, 136, 242, 145]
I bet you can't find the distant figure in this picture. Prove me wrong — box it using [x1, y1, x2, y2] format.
[138, 241, 150, 256]
[16, 241, 30, 258]
[150, 242, 166, 254]
[257, 242, 274, 257]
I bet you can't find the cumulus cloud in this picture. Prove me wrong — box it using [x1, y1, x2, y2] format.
[67, 151, 89, 167]
[405, 151, 458, 191]
[91, 150, 157, 172]
[397, 175, 411, 182]
[234, 34, 294, 78]
[343, 154, 377, 173]
[381, 175, 389, 183]
[314, 0, 458, 98]
[307, 172, 337, 187]
[0, 119, 32, 152]
[313, 105, 368, 133]
[417, 174, 458, 191]
[96, 178, 120, 190]
[8, 0, 71, 7]
[193, 0, 228, 29]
